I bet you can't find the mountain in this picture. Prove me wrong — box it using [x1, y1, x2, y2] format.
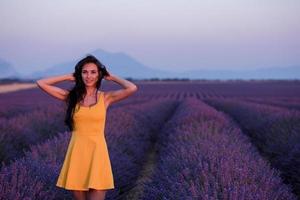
[28, 49, 178, 79]
[4, 49, 300, 80]
[89, 49, 178, 78]
[0, 58, 19, 78]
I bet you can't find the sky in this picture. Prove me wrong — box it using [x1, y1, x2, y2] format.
[0, 0, 299, 74]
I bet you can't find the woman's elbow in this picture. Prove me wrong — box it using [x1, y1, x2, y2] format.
[36, 79, 45, 88]
[36, 80, 41, 86]
[127, 85, 138, 94]
[131, 84, 138, 92]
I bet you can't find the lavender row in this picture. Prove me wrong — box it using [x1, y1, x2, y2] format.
[0, 103, 66, 166]
[0, 86, 62, 119]
[135, 80, 300, 98]
[241, 97, 300, 111]
[0, 99, 178, 200]
[206, 98, 300, 197]
[140, 98, 296, 200]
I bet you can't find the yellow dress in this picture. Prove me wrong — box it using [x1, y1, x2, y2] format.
[56, 91, 114, 191]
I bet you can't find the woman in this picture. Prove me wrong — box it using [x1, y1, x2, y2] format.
[36, 55, 138, 200]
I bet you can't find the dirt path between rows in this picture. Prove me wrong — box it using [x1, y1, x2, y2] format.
[123, 103, 179, 200]
[124, 141, 160, 200]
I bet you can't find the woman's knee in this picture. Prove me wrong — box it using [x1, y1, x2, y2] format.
[72, 190, 87, 200]
[88, 189, 107, 200]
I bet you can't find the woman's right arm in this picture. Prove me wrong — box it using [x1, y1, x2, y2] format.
[36, 73, 75, 101]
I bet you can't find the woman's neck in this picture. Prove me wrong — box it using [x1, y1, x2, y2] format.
[85, 87, 97, 96]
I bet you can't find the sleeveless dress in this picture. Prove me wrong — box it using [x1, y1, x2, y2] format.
[56, 91, 114, 191]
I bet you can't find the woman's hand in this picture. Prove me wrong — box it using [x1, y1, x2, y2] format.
[103, 71, 114, 81]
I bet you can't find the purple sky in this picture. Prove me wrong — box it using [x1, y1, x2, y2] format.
[0, 0, 299, 74]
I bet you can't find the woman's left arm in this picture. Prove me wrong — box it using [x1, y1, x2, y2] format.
[104, 74, 138, 107]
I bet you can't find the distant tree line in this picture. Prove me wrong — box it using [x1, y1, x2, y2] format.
[1, 77, 299, 85]
[0, 78, 35, 85]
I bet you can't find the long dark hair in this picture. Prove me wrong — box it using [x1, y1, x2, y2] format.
[64, 54, 109, 131]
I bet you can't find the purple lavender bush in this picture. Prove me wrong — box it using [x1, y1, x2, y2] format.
[140, 98, 296, 200]
[0, 103, 66, 166]
[206, 98, 300, 197]
[241, 97, 300, 111]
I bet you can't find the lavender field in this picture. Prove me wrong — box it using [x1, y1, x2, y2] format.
[0, 80, 300, 200]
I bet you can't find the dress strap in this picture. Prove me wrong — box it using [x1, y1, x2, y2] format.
[98, 91, 103, 105]
[100, 91, 107, 110]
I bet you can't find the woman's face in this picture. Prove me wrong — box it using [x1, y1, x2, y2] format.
[81, 62, 100, 87]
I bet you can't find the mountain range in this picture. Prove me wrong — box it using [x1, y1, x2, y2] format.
[1, 49, 299, 80]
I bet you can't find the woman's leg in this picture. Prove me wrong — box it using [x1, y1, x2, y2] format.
[88, 189, 107, 200]
[72, 190, 88, 200]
